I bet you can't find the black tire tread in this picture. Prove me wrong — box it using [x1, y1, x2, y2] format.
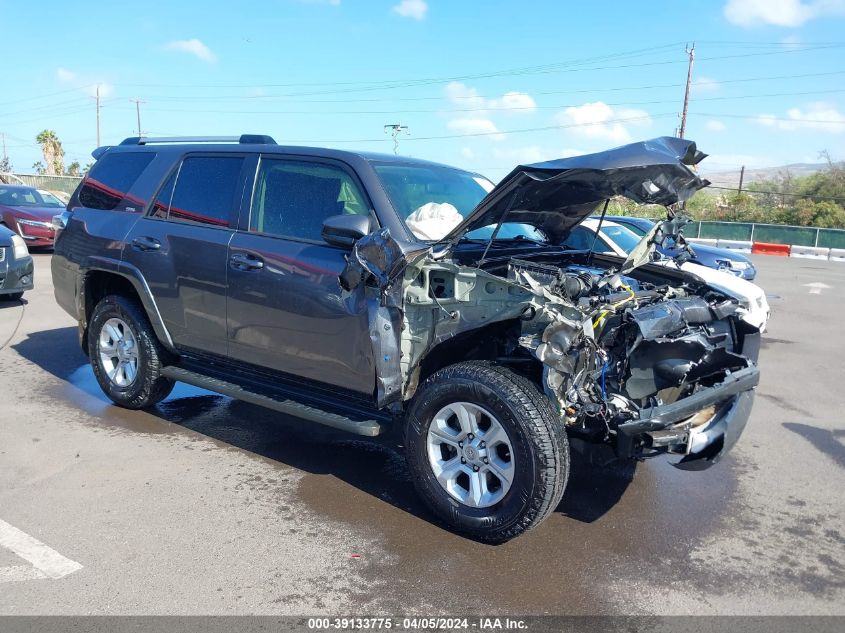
[88, 294, 174, 409]
[406, 360, 569, 543]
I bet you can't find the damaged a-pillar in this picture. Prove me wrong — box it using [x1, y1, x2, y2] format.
[339, 228, 424, 409]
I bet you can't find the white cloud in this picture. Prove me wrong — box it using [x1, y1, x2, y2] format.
[444, 82, 487, 110]
[491, 91, 537, 113]
[444, 82, 536, 114]
[86, 82, 114, 98]
[555, 101, 652, 143]
[757, 102, 845, 133]
[55, 67, 112, 98]
[56, 67, 77, 83]
[692, 76, 721, 93]
[164, 38, 217, 63]
[706, 120, 727, 132]
[491, 146, 583, 165]
[392, 0, 427, 20]
[447, 118, 505, 141]
[723, 0, 845, 27]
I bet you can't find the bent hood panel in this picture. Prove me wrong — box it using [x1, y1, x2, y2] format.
[441, 136, 709, 247]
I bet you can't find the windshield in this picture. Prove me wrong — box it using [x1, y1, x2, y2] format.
[372, 162, 545, 242]
[600, 224, 643, 253]
[37, 190, 66, 207]
[0, 186, 64, 208]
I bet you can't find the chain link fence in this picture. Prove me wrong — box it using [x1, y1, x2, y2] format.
[686, 221, 845, 249]
[0, 173, 82, 197]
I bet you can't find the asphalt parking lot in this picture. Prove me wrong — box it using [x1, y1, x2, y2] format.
[1, 253, 843, 616]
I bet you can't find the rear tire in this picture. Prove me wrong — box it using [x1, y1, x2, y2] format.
[88, 294, 174, 409]
[405, 361, 569, 543]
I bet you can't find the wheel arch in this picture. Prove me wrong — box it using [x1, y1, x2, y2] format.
[79, 261, 175, 355]
[408, 318, 539, 400]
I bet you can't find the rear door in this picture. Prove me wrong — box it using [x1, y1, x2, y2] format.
[123, 153, 254, 356]
[226, 155, 376, 395]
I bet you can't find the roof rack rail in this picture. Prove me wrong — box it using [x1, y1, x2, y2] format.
[119, 134, 277, 146]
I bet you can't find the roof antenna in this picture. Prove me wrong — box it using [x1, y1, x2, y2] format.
[384, 123, 409, 155]
[587, 199, 610, 266]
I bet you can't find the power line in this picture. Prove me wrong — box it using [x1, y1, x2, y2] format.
[104, 43, 843, 97]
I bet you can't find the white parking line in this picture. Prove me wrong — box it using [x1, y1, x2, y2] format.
[0, 518, 82, 582]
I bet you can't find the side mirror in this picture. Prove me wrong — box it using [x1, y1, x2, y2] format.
[321, 214, 372, 248]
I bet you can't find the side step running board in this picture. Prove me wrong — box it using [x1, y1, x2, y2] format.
[161, 366, 384, 437]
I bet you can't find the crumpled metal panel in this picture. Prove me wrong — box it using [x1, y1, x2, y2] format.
[438, 136, 709, 247]
[339, 228, 406, 294]
[368, 300, 403, 407]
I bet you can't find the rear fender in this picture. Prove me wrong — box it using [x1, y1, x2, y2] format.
[79, 256, 176, 354]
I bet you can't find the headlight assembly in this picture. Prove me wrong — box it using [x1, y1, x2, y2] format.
[11, 234, 29, 259]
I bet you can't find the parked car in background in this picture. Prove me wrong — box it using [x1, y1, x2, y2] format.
[0, 222, 34, 301]
[37, 188, 71, 206]
[0, 184, 64, 248]
[605, 215, 756, 280]
[565, 218, 769, 331]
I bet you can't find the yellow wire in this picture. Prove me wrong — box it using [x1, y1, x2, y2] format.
[593, 283, 636, 330]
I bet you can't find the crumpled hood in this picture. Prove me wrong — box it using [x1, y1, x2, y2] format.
[439, 136, 709, 249]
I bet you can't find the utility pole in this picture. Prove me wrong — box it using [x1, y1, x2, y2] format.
[737, 165, 745, 195]
[95, 84, 101, 147]
[384, 123, 409, 155]
[1, 133, 6, 162]
[130, 98, 145, 136]
[678, 43, 695, 139]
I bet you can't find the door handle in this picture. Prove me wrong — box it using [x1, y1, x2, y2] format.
[230, 252, 264, 271]
[131, 236, 161, 251]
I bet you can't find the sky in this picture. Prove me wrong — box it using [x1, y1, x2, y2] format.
[3, 0, 845, 182]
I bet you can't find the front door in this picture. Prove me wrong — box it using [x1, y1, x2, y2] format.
[123, 153, 251, 356]
[226, 156, 376, 395]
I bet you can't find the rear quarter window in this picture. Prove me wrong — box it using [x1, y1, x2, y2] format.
[78, 152, 155, 211]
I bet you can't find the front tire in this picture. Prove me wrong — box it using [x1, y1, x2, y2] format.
[88, 294, 174, 409]
[406, 361, 569, 543]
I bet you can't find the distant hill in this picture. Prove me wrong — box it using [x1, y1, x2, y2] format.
[699, 163, 831, 191]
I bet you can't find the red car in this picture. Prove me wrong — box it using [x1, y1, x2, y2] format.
[0, 184, 65, 248]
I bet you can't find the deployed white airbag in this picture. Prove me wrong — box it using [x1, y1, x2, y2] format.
[405, 202, 463, 241]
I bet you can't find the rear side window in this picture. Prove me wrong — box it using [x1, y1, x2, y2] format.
[79, 152, 155, 210]
[163, 156, 244, 227]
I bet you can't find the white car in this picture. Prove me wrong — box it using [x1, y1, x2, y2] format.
[566, 218, 770, 331]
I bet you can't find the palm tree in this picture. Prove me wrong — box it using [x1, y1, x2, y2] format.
[36, 130, 65, 176]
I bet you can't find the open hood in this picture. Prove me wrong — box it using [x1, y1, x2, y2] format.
[437, 136, 709, 252]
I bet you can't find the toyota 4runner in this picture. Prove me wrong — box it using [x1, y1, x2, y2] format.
[52, 135, 760, 542]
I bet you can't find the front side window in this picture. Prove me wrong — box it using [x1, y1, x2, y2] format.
[161, 156, 244, 227]
[249, 159, 369, 241]
[79, 152, 155, 211]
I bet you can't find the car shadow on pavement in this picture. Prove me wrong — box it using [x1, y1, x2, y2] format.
[783, 422, 845, 469]
[0, 297, 26, 310]
[14, 326, 634, 528]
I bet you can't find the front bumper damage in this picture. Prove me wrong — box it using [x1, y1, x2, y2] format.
[615, 365, 759, 470]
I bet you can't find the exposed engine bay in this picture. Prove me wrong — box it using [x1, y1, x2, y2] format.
[388, 246, 759, 463]
[339, 137, 761, 468]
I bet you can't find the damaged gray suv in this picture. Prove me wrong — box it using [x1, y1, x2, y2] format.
[52, 135, 760, 542]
